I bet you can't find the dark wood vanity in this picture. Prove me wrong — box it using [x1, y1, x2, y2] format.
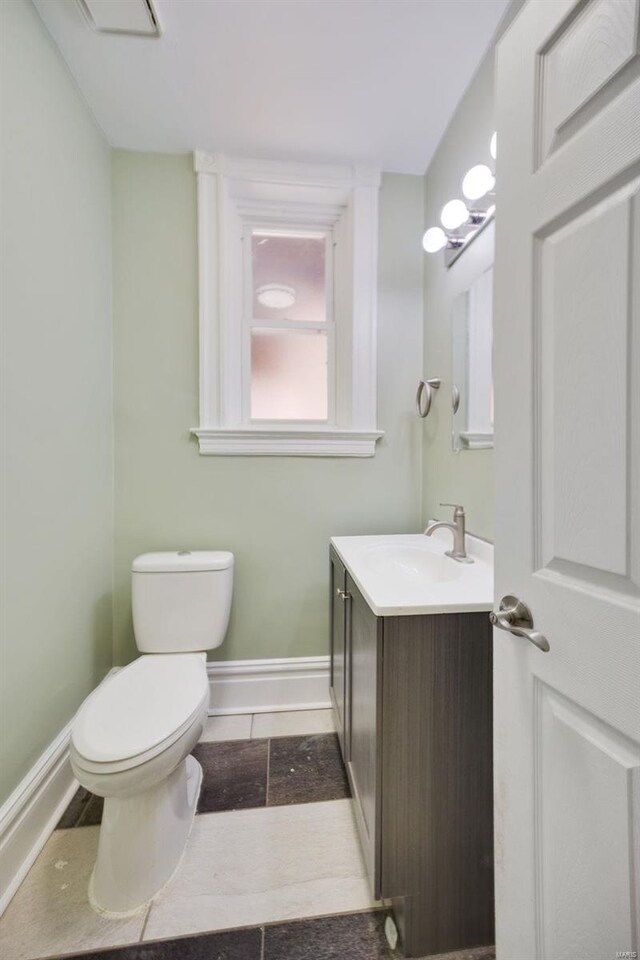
[330, 546, 494, 958]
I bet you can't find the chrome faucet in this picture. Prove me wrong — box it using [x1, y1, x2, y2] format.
[424, 503, 473, 563]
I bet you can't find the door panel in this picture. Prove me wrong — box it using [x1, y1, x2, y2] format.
[537, 0, 640, 164]
[537, 179, 639, 587]
[494, 1, 640, 957]
[536, 682, 640, 959]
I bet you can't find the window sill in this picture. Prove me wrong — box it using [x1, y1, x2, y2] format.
[191, 427, 384, 457]
[459, 431, 494, 450]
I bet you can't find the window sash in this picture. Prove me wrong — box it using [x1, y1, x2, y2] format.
[241, 223, 336, 426]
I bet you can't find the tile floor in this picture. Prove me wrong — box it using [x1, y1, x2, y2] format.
[57, 732, 349, 824]
[0, 709, 496, 960]
[201, 709, 335, 743]
[53, 915, 497, 960]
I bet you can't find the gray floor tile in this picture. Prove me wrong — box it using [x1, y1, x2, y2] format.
[422, 948, 495, 960]
[55, 720, 348, 828]
[56, 789, 104, 829]
[264, 910, 390, 960]
[192, 739, 268, 813]
[79, 794, 104, 826]
[268, 734, 350, 806]
[55, 927, 262, 959]
[56, 788, 93, 829]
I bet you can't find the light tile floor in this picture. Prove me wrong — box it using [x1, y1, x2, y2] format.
[0, 828, 146, 960]
[251, 708, 336, 738]
[199, 713, 252, 742]
[144, 799, 377, 941]
[201, 708, 336, 742]
[0, 801, 376, 960]
[0, 707, 496, 960]
[0, 710, 383, 960]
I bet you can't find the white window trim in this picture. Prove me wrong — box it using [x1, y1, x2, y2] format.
[191, 152, 383, 457]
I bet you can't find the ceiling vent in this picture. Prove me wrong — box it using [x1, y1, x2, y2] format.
[77, 0, 161, 38]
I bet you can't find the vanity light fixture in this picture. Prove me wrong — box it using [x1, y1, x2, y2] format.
[423, 131, 497, 268]
[461, 164, 495, 201]
[422, 227, 447, 253]
[256, 283, 296, 309]
[441, 199, 469, 230]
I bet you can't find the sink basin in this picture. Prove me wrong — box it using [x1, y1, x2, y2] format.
[330, 531, 493, 616]
[362, 545, 462, 583]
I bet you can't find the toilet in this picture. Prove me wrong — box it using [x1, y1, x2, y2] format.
[70, 550, 233, 916]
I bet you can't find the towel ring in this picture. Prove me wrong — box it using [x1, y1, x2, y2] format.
[416, 378, 441, 418]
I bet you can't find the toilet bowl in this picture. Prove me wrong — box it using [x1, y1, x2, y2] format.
[70, 551, 233, 916]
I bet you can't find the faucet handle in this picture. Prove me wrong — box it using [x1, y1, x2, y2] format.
[440, 502, 465, 517]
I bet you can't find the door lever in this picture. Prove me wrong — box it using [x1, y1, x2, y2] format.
[490, 595, 550, 652]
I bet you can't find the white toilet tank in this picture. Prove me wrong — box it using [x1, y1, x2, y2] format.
[131, 551, 234, 653]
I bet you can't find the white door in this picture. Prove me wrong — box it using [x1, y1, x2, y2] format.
[493, 1, 640, 958]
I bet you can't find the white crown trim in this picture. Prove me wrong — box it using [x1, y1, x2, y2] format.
[193, 151, 381, 188]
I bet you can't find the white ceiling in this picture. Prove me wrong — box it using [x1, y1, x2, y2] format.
[34, 0, 510, 174]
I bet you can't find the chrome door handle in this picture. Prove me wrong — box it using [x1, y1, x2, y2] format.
[336, 588, 351, 602]
[490, 595, 550, 652]
[452, 383, 460, 415]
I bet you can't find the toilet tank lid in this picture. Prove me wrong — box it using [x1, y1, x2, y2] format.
[132, 551, 234, 573]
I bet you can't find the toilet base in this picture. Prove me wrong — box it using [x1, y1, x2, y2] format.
[89, 754, 202, 917]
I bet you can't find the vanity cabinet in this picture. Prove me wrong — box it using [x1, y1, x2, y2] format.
[344, 571, 382, 886]
[330, 553, 348, 756]
[329, 546, 494, 959]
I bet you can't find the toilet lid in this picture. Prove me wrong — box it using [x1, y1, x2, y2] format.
[72, 654, 209, 764]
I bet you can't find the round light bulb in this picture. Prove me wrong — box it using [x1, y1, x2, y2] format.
[422, 226, 447, 253]
[490, 132, 497, 160]
[440, 199, 469, 230]
[462, 164, 495, 201]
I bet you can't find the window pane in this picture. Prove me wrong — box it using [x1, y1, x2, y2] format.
[251, 328, 328, 421]
[252, 233, 326, 322]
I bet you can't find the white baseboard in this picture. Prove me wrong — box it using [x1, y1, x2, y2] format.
[207, 656, 331, 715]
[0, 668, 118, 918]
[0, 721, 77, 917]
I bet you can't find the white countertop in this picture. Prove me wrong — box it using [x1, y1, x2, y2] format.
[330, 529, 494, 616]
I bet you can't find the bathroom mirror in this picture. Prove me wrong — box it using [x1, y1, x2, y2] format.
[451, 266, 494, 451]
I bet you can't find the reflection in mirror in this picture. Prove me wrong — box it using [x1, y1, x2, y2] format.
[452, 267, 494, 451]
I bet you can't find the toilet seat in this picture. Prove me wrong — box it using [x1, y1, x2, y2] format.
[72, 653, 209, 774]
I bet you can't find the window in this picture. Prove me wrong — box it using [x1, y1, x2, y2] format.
[192, 153, 383, 456]
[248, 229, 331, 422]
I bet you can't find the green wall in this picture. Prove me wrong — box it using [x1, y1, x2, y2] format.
[0, 0, 522, 807]
[0, 0, 113, 803]
[421, 54, 496, 542]
[420, 1, 524, 541]
[112, 153, 425, 664]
